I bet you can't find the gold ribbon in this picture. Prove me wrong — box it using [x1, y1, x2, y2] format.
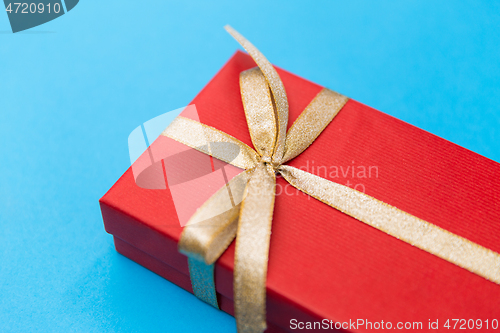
[161, 26, 500, 333]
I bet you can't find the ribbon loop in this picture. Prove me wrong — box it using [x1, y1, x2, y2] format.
[240, 67, 277, 158]
[225, 25, 289, 163]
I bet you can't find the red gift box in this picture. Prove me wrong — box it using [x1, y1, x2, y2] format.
[100, 50, 500, 332]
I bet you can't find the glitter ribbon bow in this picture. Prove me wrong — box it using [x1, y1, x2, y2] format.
[161, 26, 500, 333]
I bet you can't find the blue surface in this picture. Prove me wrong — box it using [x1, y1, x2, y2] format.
[1, 1, 499, 332]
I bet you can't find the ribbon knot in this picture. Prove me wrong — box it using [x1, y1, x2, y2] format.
[160, 26, 500, 333]
[259, 156, 272, 164]
[259, 157, 279, 175]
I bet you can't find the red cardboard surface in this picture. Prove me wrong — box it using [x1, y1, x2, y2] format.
[100, 51, 500, 332]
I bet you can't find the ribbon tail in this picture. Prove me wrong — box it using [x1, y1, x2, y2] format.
[188, 258, 219, 308]
[279, 165, 500, 285]
[234, 163, 276, 333]
[179, 170, 252, 308]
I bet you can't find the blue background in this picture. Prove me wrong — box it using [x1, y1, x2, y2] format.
[1, 1, 499, 332]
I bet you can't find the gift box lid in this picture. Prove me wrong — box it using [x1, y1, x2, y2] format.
[101, 50, 500, 332]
